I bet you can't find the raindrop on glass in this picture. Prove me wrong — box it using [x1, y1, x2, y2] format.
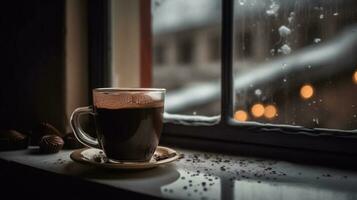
[314, 38, 321, 44]
[281, 63, 287, 70]
[278, 25, 291, 37]
[270, 49, 275, 56]
[288, 12, 295, 24]
[266, 1, 280, 16]
[313, 118, 319, 125]
[280, 44, 291, 55]
[255, 89, 262, 96]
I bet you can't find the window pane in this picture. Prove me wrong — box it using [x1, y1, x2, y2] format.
[152, 0, 221, 116]
[233, 0, 357, 130]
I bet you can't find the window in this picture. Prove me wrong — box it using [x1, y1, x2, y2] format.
[93, 0, 357, 159]
[232, 0, 357, 130]
[158, 0, 357, 157]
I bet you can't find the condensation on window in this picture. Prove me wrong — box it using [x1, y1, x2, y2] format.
[232, 0, 357, 130]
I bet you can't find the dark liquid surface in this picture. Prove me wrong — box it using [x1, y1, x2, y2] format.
[94, 106, 163, 161]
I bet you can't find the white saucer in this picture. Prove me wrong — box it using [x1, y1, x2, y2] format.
[70, 146, 180, 170]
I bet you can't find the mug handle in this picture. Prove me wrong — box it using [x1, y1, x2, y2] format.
[70, 106, 100, 149]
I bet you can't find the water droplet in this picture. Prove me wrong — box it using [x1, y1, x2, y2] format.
[288, 12, 295, 24]
[313, 117, 319, 125]
[278, 25, 291, 37]
[280, 44, 291, 55]
[314, 38, 321, 44]
[281, 63, 287, 70]
[319, 14, 324, 19]
[266, 1, 280, 16]
[255, 89, 262, 96]
[270, 49, 275, 56]
[239, 0, 246, 6]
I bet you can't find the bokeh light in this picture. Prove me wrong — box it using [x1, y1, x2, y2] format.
[264, 105, 277, 119]
[353, 71, 357, 84]
[300, 84, 314, 99]
[251, 104, 265, 118]
[234, 110, 248, 122]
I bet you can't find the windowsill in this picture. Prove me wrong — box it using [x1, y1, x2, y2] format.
[0, 146, 357, 199]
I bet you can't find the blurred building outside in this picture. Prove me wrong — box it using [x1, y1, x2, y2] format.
[151, 0, 357, 130]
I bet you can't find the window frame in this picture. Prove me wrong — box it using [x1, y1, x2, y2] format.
[89, 0, 357, 164]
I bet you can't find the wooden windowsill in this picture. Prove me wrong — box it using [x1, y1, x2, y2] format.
[0, 146, 356, 199]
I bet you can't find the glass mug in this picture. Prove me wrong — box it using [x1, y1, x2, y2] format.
[70, 88, 165, 162]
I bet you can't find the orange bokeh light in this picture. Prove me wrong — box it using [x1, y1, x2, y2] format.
[264, 105, 277, 119]
[353, 71, 357, 84]
[234, 110, 248, 122]
[300, 84, 314, 99]
[251, 104, 265, 118]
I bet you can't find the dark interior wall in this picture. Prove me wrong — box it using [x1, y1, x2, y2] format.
[0, 0, 66, 132]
